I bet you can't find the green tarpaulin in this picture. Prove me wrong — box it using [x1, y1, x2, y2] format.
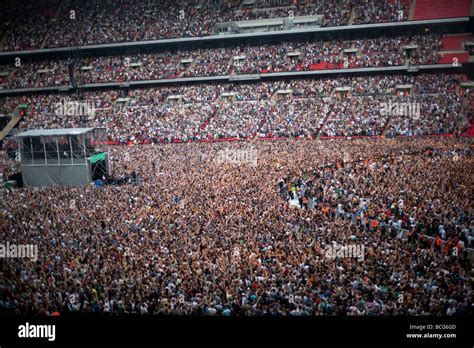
[5, 180, 15, 190]
[89, 153, 106, 164]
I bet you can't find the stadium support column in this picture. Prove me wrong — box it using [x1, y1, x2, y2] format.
[69, 135, 74, 165]
[67, 59, 77, 89]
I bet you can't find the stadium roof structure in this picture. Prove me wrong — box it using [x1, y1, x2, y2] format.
[16, 128, 95, 137]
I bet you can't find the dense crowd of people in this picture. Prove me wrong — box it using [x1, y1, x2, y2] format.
[352, 0, 407, 24]
[1, 137, 472, 315]
[1, 0, 471, 322]
[0, 0, 410, 52]
[1, 59, 70, 90]
[0, 34, 442, 90]
[282, 146, 472, 243]
[0, 73, 468, 143]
